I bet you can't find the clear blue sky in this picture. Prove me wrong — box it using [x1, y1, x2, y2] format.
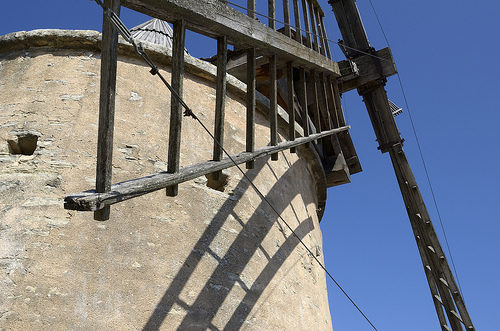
[1, 1, 498, 330]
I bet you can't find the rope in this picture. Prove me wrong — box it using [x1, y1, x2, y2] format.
[93, 1, 379, 329]
[367, 0, 465, 299]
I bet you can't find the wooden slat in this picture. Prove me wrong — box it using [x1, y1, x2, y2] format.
[326, 75, 339, 128]
[94, 0, 121, 221]
[292, 0, 302, 43]
[269, 54, 278, 161]
[121, 0, 340, 76]
[319, 73, 332, 130]
[166, 19, 186, 196]
[247, 0, 256, 19]
[282, 0, 292, 37]
[310, 70, 321, 135]
[315, 9, 326, 57]
[246, 47, 256, 169]
[268, 0, 276, 29]
[212, 35, 228, 181]
[286, 61, 296, 153]
[308, 1, 319, 52]
[298, 67, 309, 147]
[319, 15, 331, 58]
[301, 0, 312, 48]
[64, 126, 350, 212]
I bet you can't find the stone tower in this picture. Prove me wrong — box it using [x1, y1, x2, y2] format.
[0, 29, 336, 330]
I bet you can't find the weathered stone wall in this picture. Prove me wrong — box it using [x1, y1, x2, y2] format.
[0, 30, 332, 330]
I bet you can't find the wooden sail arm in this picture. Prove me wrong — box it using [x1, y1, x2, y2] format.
[328, 1, 475, 330]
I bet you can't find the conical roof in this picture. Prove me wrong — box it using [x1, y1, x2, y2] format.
[130, 18, 174, 48]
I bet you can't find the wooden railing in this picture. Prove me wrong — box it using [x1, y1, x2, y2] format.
[65, 0, 362, 220]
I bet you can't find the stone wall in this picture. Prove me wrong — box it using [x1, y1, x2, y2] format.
[0, 30, 332, 330]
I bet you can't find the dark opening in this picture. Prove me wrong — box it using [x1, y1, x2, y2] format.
[7, 131, 40, 155]
[205, 171, 230, 192]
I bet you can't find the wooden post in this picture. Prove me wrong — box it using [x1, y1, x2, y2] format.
[315, 10, 327, 57]
[269, 54, 278, 161]
[319, 15, 332, 58]
[166, 19, 186, 197]
[292, 0, 302, 43]
[319, 73, 332, 129]
[308, 1, 319, 52]
[94, 0, 121, 221]
[301, 0, 312, 48]
[310, 70, 321, 135]
[212, 35, 228, 181]
[298, 67, 309, 147]
[282, 0, 292, 37]
[268, 0, 276, 29]
[246, 47, 256, 169]
[286, 61, 296, 153]
[247, 0, 256, 19]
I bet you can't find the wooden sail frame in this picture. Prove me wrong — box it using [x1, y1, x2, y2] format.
[65, 0, 361, 221]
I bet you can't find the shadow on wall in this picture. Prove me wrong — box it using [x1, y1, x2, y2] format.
[143, 154, 317, 331]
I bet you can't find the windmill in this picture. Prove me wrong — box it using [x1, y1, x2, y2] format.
[60, 0, 475, 329]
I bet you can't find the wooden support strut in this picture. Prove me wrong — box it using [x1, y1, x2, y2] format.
[212, 35, 228, 181]
[94, 0, 121, 221]
[166, 19, 186, 196]
[64, 126, 350, 212]
[246, 47, 257, 169]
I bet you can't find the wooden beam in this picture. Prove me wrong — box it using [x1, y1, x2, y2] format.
[166, 19, 186, 196]
[246, 47, 256, 169]
[292, 0, 302, 43]
[121, 0, 340, 76]
[301, 0, 312, 48]
[64, 126, 350, 212]
[286, 61, 296, 153]
[268, 0, 276, 29]
[282, 0, 292, 37]
[337, 47, 397, 93]
[320, 15, 332, 59]
[308, 1, 319, 52]
[298, 67, 309, 146]
[269, 54, 278, 161]
[212, 35, 228, 181]
[94, 0, 121, 221]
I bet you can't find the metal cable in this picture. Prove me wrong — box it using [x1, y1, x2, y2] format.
[94, 2, 379, 329]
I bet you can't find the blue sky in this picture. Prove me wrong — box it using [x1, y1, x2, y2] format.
[1, 1, 498, 330]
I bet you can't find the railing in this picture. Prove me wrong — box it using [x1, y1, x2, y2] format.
[65, 0, 361, 220]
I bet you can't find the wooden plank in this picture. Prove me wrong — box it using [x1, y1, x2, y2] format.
[318, 73, 332, 130]
[246, 47, 256, 169]
[166, 19, 186, 196]
[315, 9, 327, 57]
[94, 0, 121, 221]
[326, 75, 340, 128]
[121, 0, 338, 75]
[282, 0, 292, 37]
[301, 0, 312, 48]
[269, 54, 278, 161]
[319, 15, 331, 59]
[286, 61, 296, 153]
[268, 0, 276, 29]
[310, 70, 321, 135]
[64, 126, 351, 212]
[247, 0, 256, 19]
[292, 0, 302, 43]
[298, 67, 309, 147]
[308, 1, 319, 52]
[212, 35, 228, 181]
